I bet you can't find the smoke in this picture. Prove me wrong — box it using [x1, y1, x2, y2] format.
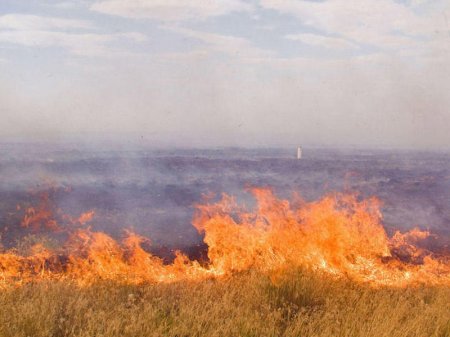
[0, 144, 449, 251]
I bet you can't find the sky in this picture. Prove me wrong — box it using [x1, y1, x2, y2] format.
[0, 0, 449, 149]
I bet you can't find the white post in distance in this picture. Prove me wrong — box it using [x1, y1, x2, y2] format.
[297, 146, 302, 159]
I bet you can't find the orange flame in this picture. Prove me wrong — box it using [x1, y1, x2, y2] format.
[1, 188, 449, 288]
[20, 191, 59, 232]
[76, 211, 95, 225]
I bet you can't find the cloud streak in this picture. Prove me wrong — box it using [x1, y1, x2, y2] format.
[260, 0, 448, 50]
[0, 14, 93, 30]
[91, 0, 252, 21]
[163, 26, 274, 60]
[285, 33, 360, 50]
[0, 14, 146, 57]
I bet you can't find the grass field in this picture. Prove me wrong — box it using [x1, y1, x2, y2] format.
[1, 269, 449, 337]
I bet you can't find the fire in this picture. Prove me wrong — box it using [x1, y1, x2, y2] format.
[0, 188, 449, 287]
[76, 211, 95, 225]
[193, 188, 450, 286]
[20, 190, 59, 232]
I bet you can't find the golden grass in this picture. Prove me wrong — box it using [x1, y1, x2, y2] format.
[0, 269, 449, 337]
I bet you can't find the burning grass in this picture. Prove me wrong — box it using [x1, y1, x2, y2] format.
[1, 188, 449, 287]
[1, 187, 450, 336]
[0, 269, 449, 337]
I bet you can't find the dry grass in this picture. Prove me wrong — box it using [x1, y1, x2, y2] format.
[0, 269, 449, 337]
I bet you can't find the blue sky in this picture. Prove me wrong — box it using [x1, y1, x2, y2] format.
[0, 0, 449, 148]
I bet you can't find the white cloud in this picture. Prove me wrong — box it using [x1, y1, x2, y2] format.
[0, 30, 110, 56]
[91, 0, 252, 21]
[0, 14, 93, 30]
[285, 33, 359, 50]
[0, 30, 147, 56]
[51, 1, 91, 9]
[116, 32, 148, 43]
[164, 26, 273, 59]
[0, 14, 147, 57]
[260, 0, 448, 50]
